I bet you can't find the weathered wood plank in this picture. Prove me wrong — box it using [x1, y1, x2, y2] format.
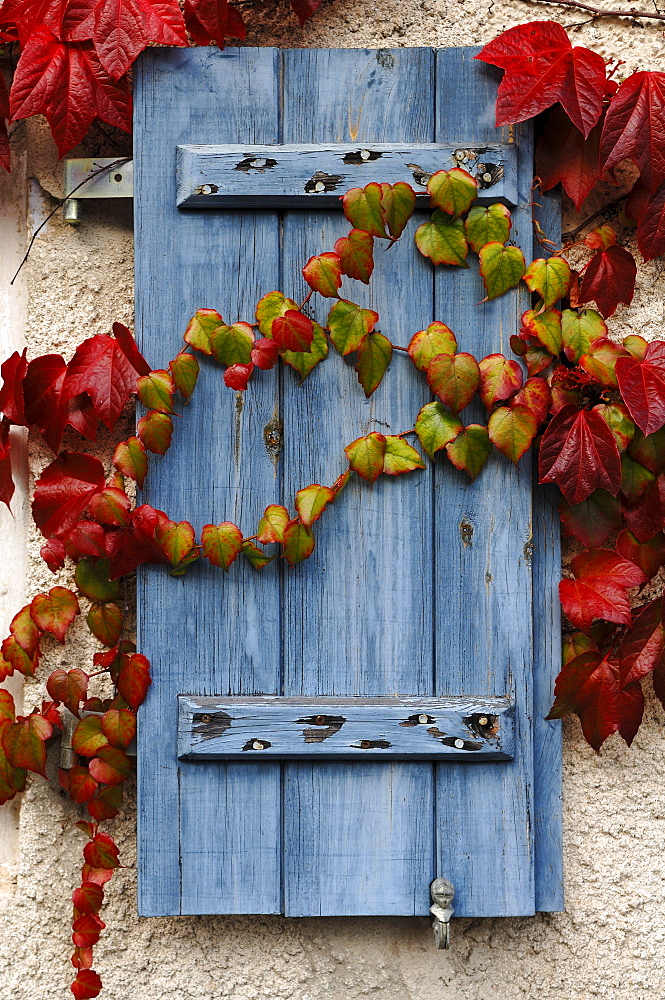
[176, 142, 518, 207]
[178, 696, 514, 760]
[532, 189, 564, 913]
[433, 48, 536, 917]
[280, 46, 437, 917]
[134, 46, 283, 917]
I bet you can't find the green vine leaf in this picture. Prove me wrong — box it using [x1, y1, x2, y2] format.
[342, 183, 388, 238]
[344, 432, 386, 483]
[427, 167, 477, 218]
[86, 603, 123, 648]
[427, 352, 480, 414]
[381, 182, 417, 238]
[445, 424, 493, 479]
[154, 519, 198, 570]
[521, 307, 563, 356]
[302, 252, 343, 297]
[523, 257, 572, 307]
[334, 229, 374, 283]
[327, 299, 379, 356]
[75, 560, 122, 603]
[241, 541, 274, 569]
[257, 505, 290, 544]
[138, 411, 173, 456]
[72, 715, 109, 758]
[488, 404, 538, 463]
[183, 308, 223, 355]
[281, 322, 329, 382]
[382, 436, 426, 476]
[561, 308, 607, 363]
[415, 401, 463, 459]
[579, 339, 630, 388]
[465, 204, 511, 253]
[414, 211, 468, 266]
[209, 322, 255, 366]
[169, 352, 199, 399]
[201, 522, 243, 571]
[295, 484, 335, 528]
[101, 708, 136, 750]
[136, 370, 176, 414]
[113, 437, 148, 489]
[355, 331, 392, 397]
[478, 242, 526, 300]
[407, 322, 457, 372]
[282, 520, 315, 566]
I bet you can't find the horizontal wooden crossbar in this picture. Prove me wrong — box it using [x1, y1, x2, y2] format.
[177, 696, 514, 761]
[175, 143, 519, 208]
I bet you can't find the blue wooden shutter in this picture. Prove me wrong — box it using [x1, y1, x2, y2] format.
[134, 46, 563, 919]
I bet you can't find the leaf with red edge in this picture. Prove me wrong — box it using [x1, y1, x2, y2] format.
[282, 519, 315, 566]
[561, 308, 607, 363]
[76, 558, 123, 603]
[169, 351, 199, 399]
[257, 504, 289, 544]
[445, 424, 492, 480]
[559, 490, 622, 548]
[620, 454, 654, 506]
[580, 341, 630, 389]
[539, 403, 622, 504]
[0, 418, 14, 510]
[209, 322, 254, 366]
[113, 437, 147, 488]
[342, 184, 388, 238]
[33, 453, 105, 540]
[334, 229, 374, 283]
[86, 602, 122, 647]
[634, 180, 665, 262]
[89, 745, 131, 785]
[65, 766, 99, 805]
[9, 28, 131, 157]
[84, 832, 120, 870]
[584, 225, 617, 250]
[72, 882, 104, 915]
[154, 518, 198, 571]
[0, 348, 27, 424]
[344, 433, 386, 483]
[427, 168, 477, 218]
[513, 376, 551, 424]
[616, 342, 665, 436]
[593, 403, 635, 454]
[136, 369, 175, 414]
[1, 713, 52, 777]
[223, 363, 254, 390]
[116, 652, 151, 709]
[10, 605, 41, 657]
[272, 311, 314, 353]
[577, 245, 637, 319]
[72, 715, 109, 757]
[327, 300, 379, 356]
[476, 20, 607, 137]
[64, 334, 143, 430]
[414, 402, 462, 459]
[521, 307, 562, 357]
[0, 690, 15, 727]
[415, 212, 468, 267]
[488, 404, 537, 463]
[201, 521, 243, 570]
[407, 322, 457, 372]
[382, 436, 425, 476]
[72, 965, 104, 998]
[184, 308, 223, 355]
[302, 252, 342, 297]
[355, 331, 392, 397]
[89, 487, 130, 528]
[465, 203, 512, 254]
[427, 352, 480, 414]
[478, 242, 525, 300]
[523, 257, 571, 308]
[616, 529, 665, 581]
[47, 668, 88, 716]
[241, 540, 274, 570]
[478, 353, 523, 411]
[547, 651, 621, 750]
[101, 708, 135, 749]
[251, 338, 280, 371]
[1, 636, 39, 677]
[295, 484, 334, 528]
[80, 864, 113, 888]
[600, 71, 665, 193]
[87, 782, 123, 821]
[536, 106, 605, 211]
[30, 587, 79, 643]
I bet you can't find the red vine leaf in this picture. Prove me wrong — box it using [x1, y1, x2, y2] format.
[72, 882, 105, 915]
[0, 418, 14, 511]
[9, 27, 131, 156]
[535, 107, 605, 211]
[250, 338, 280, 371]
[559, 490, 622, 548]
[427, 352, 480, 414]
[547, 651, 622, 750]
[47, 668, 89, 717]
[599, 71, 665, 193]
[513, 377, 551, 424]
[72, 715, 109, 757]
[478, 353, 523, 411]
[288, 0, 326, 26]
[89, 745, 131, 785]
[65, 766, 99, 804]
[112, 321, 150, 376]
[32, 452, 105, 540]
[184, 0, 245, 48]
[1, 713, 53, 777]
[0, 348, 27, 424]
[539, 404, 622, 504]
[223, 363, 254, 391]
[83, 832, 120, 870]
[30, 586, 79, 643]
[101, 708, 136, 749]
[0, 72, 9, 171]
[71, 965, 103, 997]
[559, 549, 644, 634]
[23, 354, 97, 453]
[86, 782, 123, 821]
[64, 334, 143, 430]
[476, 20, 607, 137]
[616, 342, 665, 436]
[616, 529, 665, 581]
[137, 410, 173, 455]
[302, 252, 343, 297]
[334, 229, 374, 284]
[116, 653, 151, 709]
[577, 245, 637, 318]
[632, 179, 665, 262]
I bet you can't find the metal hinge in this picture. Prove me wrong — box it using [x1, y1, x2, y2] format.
[62, 158, 133, 224]
[430, 878, 455, 949]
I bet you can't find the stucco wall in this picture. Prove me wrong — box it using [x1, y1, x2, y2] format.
[2, 2, 665, 997]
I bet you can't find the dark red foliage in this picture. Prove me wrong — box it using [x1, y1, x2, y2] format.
[539, 404, 622, 505]
[578, 245, 637, 318]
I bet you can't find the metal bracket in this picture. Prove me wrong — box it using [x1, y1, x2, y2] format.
[62, 158, 133, 225]
[430, 878, 455, 949]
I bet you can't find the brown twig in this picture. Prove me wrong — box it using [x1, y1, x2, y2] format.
[517, 0, 665, 21]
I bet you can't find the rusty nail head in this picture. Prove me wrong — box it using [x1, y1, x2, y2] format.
[314, 715, 326, 726]
[252, 740, 264, 750]
[201, 714, 211, 724]
[418, 714, 429, 724]
[454, 738, 465, 749]
[482, 172, 492, 183]
[478, 716, 488, 726]
[454, 149, 466, 160]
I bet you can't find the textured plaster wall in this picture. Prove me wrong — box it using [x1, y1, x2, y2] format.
[1, 2, 665, 998]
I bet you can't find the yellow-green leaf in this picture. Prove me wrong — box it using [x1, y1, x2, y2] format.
[209, 322, 254, 366]
[241, 541, 274, 569]
[479, 242, 526, 300]
[281, 322, 329, 382]
[561, 308, 607, 363]
[381, 182, 416, 238]
[136, 370, 175, 414]
[523, 257, 571, 308]
[415, 402, 463, 459]
[427, 352, 480, 414]
[201, 522, 243, 571]
[488, 404, 538, 463]
[169, 351, 199, 399]
[342, 183, 388, 238]
[382, 436, 426, 476]
[138, 410, 173, 455]
[255, 291, 298, 337]
[183, 309, 223, 355]
[415, 211, 468, 266]
[86, 602, 123, 648]
[355, 331, 392, 397]
[445, 424, 492, 480]
[344, 433, 386, 483]
[113, 437, 147, 489]
[295, 484, 335, 528]
[282, 520, 315, 566]
[327, 299, 379, 356]
[407, 322, 457, 372]
[427, 167, 477, 218]
[257, 504, 290, 544]
[521, 307, 563, 356]
[465, 203, 511, 253]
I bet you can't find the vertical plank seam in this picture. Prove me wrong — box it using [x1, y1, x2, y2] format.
[431, 45, 439, 892]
